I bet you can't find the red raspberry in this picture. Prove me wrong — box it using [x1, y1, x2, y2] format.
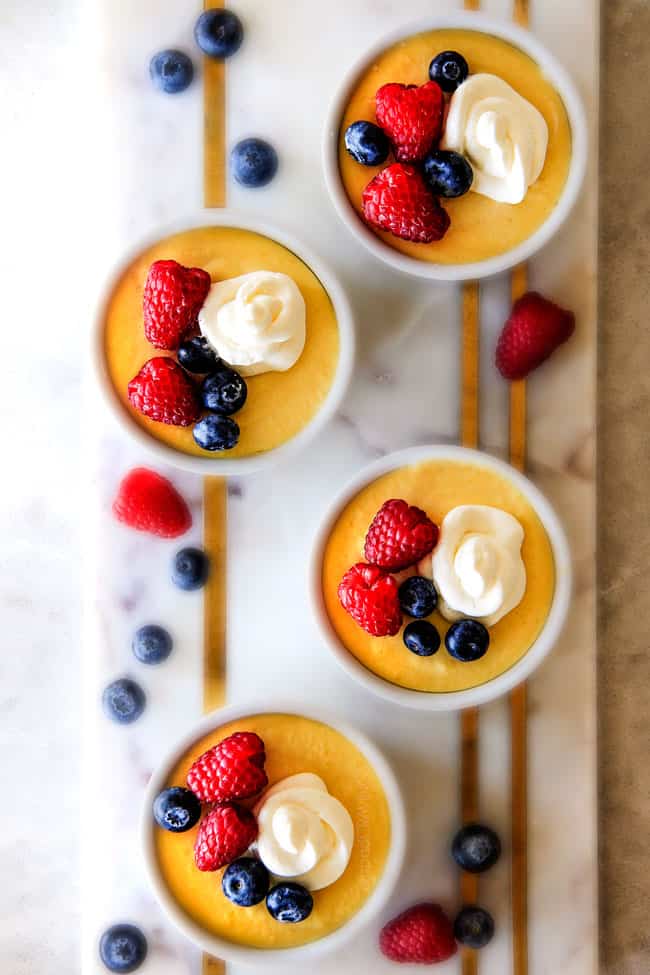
[495, 291, 576, 380]
[143, 259, 211, 350]
[337, 562, 402, 638]
[127, 357, 201, 427]
[362, 164, 450, 244]
[193, 802, 258, 872]
[364, 499, 439, 571]
[112, 467, 192, 538]
[187, 731, 268, 804]
[380, 903, 457, 964]
[375, 81, 444, 162]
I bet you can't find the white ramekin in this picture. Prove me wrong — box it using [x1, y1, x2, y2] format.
[141, 701, 406, 965]
[93, 211, 355, 475]
[322, 12, 588, 282]
[310, 445, 572, 711]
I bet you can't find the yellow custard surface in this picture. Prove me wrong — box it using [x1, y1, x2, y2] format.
[322, 460, 556, 693]
[154, 713, 391, 949]
[103, 227, 340, 459]
[338, 28, 572, 264]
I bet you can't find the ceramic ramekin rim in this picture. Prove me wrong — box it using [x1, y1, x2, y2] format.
[141, 700, 406, 964]
[309, 444, 572, 711]
[322, 10, 588, 282]
[92, 209, 355, 475]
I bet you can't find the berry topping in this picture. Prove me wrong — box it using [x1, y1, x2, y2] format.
[454, 906, 495, 948]
[143, 259, 211, 351]
[194, 9, 244, 60]
[172, 547, 210, 591]
[222, 857, 270, 907]
[364, 498, 439, 571]
[112, 468, 192, 539]
[193, 414, 240, 452]
[428, 50, 469, 93]
[153, 787, 201, 833]
[375, 81, 444, 162]
[266, 883, 313, 923]
[495, 291, 576, 380]
[344, 120, 390, 166]
[398, 575, 438, 617]
[362, 164, 450, 243]
[187, 731, 268, 803]
[403, 620, 441, 657]
[132, 624, 173, 665]
[445, 619, 490, 662]
[201, 366, 248, 415]
[423, 149, 474, 198]
[231, 138, 278, 188]
[149, 50, 194, 95]
[99, 924, 147, 973]
[337, 562, 402, 637]
[102, 678, 146, 725]
[451, 823, 502, 873]
[194, 802, 258, 872]
[127, 357, 202, 427]
[177, 336, 220, 374]
[379, 903, 457, 964]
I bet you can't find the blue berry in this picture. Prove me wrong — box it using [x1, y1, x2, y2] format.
[132, 624, 172, 665]
[149, 50, 194, 94]
[201, 366, 247, 415]
[445, 619, 490, 662]
[423, 150, 473, 198]
[451, 824, 501, 873]
[398, 576, 438, 617]
[222, 857, 270, 907]
[99, 924, 147, 973]
[178, 337, 219, 374]
[102, 679, 145, 724]
[231, 138, 278, 188]
[194, 9, 244, 59]
[153, 787, 201, 833]
[266, 882, 313, 923]
[453, 906, 495, 949]
[344, 121, 390, 166]
[428, 50, 469, 92]
[193, 414, 240, 451]
[172, 547, 209, 591]
[403, 620, 441, 656]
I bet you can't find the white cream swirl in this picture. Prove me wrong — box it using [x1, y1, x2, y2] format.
[254, 773, 354, 891]
[198, 271, 306, 376]
[442, 74, 548, 204]
[430, 505, 526, 626]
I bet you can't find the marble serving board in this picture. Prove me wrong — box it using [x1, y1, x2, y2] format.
[83, 0, 598, 972]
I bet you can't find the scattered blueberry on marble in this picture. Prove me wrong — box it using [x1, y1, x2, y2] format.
[344, 120, 390, 166]
[172, 547, 210, 591]
[445, 619, 490, 662]
[99, 923, 147, 973]
[403, 619, 441, 656]
[222, 857, 270, 907]
[193, 414, 240, 451]
[149, 49, 194, 94]
[102, 678, 146, 724]
[266, 882, 313, 923]
[201, 365, 248, 415]
[153, 787, 202, 833]
[428, 50, 469, 92]
[398, 576, 438, 618]
[453, 906, 495, 949]
[194, 9, 244, 59]
[230, 138, 278, 188]
[132, 624, 173, 665]
[451, 823, 502, 874]
[178, 336, 220, 375]
[423, 149, 474, 198]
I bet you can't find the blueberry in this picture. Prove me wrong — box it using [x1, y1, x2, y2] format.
[178, 337, 219, 375]
[194, 9, 244, 59]
[222, 857, 270, 907]
[149, 50, 194, 94]
[266, 882, 313, 923]
[428, 50, 469, 92]
[201, 367, 247, 415]
[344, 121, 390, 166]
[403, 620, 441, 656]
[153, 786, 201, 833]
[399, 576, 438, 617]
[132, 624, 173, 665]
[423, 149, 473, 199]
[193, 414, 240, 451]
[99, 924, 147, 973]
[445, 619, 490, 662]
[231, 138, 278, 188]
[451, 823, 501, 873]
[172, 547, 209, 591]
[102, 679, 146, 724]
[453, 906, 495, 949]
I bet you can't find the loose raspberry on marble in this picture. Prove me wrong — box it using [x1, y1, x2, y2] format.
[379, 902, 457, 964]
[187, 731, 268, 804]
[495, 291, 576, 380]
[112, 467, 192, 538]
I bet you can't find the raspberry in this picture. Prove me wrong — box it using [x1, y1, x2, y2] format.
[495, 291, 576, 380]
[376, 81, 444, 162]
[112, 468, 192, 538]
[143, 259, 211, 350]
[187, 731, 268, 804]
[362, 164, 450, 244]
[380, 903, 457, 964]
[193, 803, 258, 872]
[364, 499, 439, 571]
[337, 562, 402, 638]
[127, 357, 201, 427]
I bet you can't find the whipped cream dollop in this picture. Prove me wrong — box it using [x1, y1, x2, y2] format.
[198, 271, 306, 376]
[430, 505, 526, 626]
[254, 773, 354, 891]
[441, 74, 548, 204]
